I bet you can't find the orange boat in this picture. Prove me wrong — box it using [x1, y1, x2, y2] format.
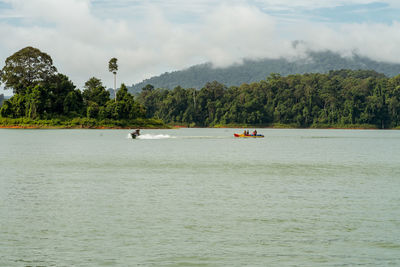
[234, 133, 264, 138]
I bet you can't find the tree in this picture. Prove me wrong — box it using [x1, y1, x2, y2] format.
[108, 58, 118, 102]
[142, 84, 154, 91]
[115, 83, 134, 119]
[84, 76, 103, 91]
[44, 73, 76, 115]
[0, 46, 57, 94]
[82, 77, 110, 108]
[1, 94, 26, 118]
[63, 89, 84, 116]
[25, 85, 48, 119]
[0, 100, 12, 117]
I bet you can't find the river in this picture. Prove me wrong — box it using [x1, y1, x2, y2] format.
[1, 128, 399, 266]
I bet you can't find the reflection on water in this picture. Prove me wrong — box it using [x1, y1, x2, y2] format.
[1, 128, 400, 266]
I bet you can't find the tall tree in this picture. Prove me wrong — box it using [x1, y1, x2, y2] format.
[0, 46, 57, 94]
[108, 58, 118, 102]
[82, 77, 110, 107]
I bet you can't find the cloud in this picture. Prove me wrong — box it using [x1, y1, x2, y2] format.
[1, 0, 400, 96]
[0, 0, 138, 89]
[200, 4, 278, 66]
[1, 0, 286, 89]
[294, 21, 400, 63]
[254, 0, 398, 9]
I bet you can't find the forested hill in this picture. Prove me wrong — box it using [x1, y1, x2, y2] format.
[135, 69, 400, 129]
[129, 51, 400, 93]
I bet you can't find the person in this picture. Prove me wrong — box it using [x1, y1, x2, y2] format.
[246, 130, 249, 135]
[243, 130, 247, 135]
[131, 129, 141, 139]
[253, 130, 257, 136]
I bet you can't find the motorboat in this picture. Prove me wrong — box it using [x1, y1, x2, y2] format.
[131, 129, 141, 139]
[234, 133, 264, 138]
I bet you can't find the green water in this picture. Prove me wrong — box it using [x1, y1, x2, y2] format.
[1, 128, 400, 266]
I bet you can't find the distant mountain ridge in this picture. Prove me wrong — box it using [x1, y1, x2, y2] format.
[128, 51, 400, 93]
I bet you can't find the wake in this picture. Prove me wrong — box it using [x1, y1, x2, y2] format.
[126, 133, 230, 140]
[137, 134, 174, 139]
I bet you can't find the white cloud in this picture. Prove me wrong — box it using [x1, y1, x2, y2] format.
[200, 4, 277, 66]
[294, 21, 400, 63]
[255, 0, 396, 9]
[0, 0, 286, 89]
[1, 0, 400, 96]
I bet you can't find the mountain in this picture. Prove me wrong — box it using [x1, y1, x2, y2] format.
[128, 51, 400, 94]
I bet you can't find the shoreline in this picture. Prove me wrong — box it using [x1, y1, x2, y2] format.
[0, 117, 168, 130]
[0, 124, 397, 130]
[0, 125, 167, 129]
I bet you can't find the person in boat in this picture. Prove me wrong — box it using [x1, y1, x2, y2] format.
[243, 130, 247, 135]
[131, 129, 140, 138]
[253, 130, 257, 136]
[246, 130, 249, 135]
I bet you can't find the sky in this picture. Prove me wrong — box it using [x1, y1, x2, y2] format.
[1, 0, 400, 95]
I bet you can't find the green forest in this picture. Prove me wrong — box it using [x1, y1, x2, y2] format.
[1, 46, 400, 129]
[0, 47, 163, 128]
[136, 70, 400, 129]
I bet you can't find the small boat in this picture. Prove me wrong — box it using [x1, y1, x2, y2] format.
[234, 133, 264, 138]
[130, 129, 141, 139]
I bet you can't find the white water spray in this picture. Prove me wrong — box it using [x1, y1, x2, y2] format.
[137, 134, 173, 140]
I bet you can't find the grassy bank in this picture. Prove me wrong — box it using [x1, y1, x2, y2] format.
[0, 117, 168, 129]
[211, 122, 380, 129]
[0, 117, 390, 130]
[309, 123, 379, 129]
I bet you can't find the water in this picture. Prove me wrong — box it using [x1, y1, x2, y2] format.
[1, 128, 400, 266]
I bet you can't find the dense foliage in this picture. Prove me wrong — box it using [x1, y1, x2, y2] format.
[2, 46, 400, 129]
[0, 47, 156, 128]
[129, 51, 400, 93]
[0, 77, 147, 122]
[137, 70, 400, 129]
[0, 46, 57, 95]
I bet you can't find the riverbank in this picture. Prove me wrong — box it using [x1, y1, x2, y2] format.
[180, 123, 394, 130]
[1, 118, 399, 130]
[0, 117, 169, 129]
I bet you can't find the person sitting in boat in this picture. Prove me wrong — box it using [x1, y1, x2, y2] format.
[253, 130, 257, 136]
[243, 130, 247, 135]
[246, 130, 249, 135]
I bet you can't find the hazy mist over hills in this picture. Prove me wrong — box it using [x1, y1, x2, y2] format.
[128, 50, 400, 94]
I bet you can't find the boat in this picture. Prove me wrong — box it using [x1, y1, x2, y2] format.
[130, 129, 141, 139]
[234, 133, 264, 138]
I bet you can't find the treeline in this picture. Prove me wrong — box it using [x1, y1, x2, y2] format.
[2, 47, 400, 129]
[136, 70, 400, 128]
[0, 76, 145, 120]
[0, 47, 162, 128]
